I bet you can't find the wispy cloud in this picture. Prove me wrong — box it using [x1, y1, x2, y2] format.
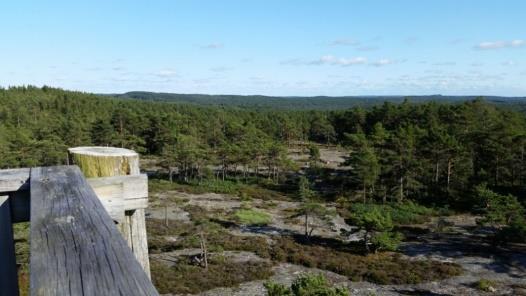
[280, 58, 304, 66]
[201, 43, 224, 49]
[210, 66, 232, 72]
[475, 39, 525, 50]
[433, 62, 457, 66]
[371, 59, 395, 67]
[330, 39, 359, 46]
[356, 46, 379, 51]
[309, 55, 367, 66]
[153, 69, 177, 78]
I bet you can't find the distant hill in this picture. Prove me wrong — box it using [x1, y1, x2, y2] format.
[111, 91, 526, 110]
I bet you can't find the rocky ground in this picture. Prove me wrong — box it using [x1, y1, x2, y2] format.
[146, 190, 526, 296]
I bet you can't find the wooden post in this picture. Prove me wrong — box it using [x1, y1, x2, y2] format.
[30, 166, 158, 295]
[0, 195, 19, 296]
[68, 147, 151, 277]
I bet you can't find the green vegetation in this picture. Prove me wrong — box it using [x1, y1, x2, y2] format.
[4, 86, 525, 293]
[234, 208, 272, 226]
[269, 237, 462, 284]
[151, 259, 273, 294]
[296, 176, 333, 238]
[346, 202, 437, 226]
[13, 222, 30, 296]
[265, 274, 349, 296]
[114, 91, 526, 111]
[346, 207, 402, 252]
[475, 185, 526, 243]
[2, 86, 526, 217]
[475, 279, 497, 292]
[343, 202, 437, 252]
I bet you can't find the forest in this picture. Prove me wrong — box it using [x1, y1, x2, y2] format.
[3, 86, 526, 295]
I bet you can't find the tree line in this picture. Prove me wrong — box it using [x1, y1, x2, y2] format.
[1, 86, 526, 213]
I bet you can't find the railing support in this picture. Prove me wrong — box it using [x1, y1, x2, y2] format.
[68, 147, 151, 277]
[0, 194, 19, 296]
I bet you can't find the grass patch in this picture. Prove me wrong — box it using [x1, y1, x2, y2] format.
[234, 209, 272, 226]
[151, 258, 273, 294]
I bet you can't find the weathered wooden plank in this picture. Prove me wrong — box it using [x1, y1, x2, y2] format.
[5, 173, 148, 223]
[30, 166, 158, 296]
[87, 174, 148, 200]
[0, 168, 29, 192]
[0, 195, 19, 296]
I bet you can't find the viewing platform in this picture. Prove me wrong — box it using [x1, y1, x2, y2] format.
[0, 147, 159, 296]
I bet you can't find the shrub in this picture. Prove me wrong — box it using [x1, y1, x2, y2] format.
[234, 208, 272, 226]
[475, 279, 496, 292]
[152, 259, 273, 294]
[370, 231, 404, 252]
[269, 236, 462, 285]
[265, 274, 349, 296]
[265, 282, 293, 296]
[349, 202, 437, 226]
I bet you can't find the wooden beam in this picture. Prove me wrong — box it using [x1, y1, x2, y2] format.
[0, 168, 29, 192]
[30, 166, 158, 296]
[0, 195, 19, 296]
[1, 171, 149, 223]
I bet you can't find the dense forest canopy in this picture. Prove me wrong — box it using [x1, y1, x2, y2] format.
[1, 86, 526, 212]
[113, 91, 526, 111]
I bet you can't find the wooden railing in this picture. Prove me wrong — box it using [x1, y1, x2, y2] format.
[0, 165, 158, 296]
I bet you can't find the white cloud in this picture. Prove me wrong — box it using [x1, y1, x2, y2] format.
[280, 58, 304, 65]
[330, 39, 360, 46]
[356, 46, 379, 51]
[475, 39, 525, 50]
[433, 62, 456, 66]
[153, 69, 177, 78]
[210, 66, 231, 72]
[310, 55, 367, 66]
[201, 43, 224, 49]
[372, 59, 395, 67]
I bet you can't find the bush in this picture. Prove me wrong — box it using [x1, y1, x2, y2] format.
[475, 279, 496, 292]
[349, 202, 437, 226]
[370, 231, 404, 252]
[234, 208, 272, 226]
[265, 274, 349, 296]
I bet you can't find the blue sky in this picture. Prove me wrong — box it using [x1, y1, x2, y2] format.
[1, 0, 525, 96]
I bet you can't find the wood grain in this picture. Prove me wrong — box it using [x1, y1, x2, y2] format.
[29, 166, 158, 296]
